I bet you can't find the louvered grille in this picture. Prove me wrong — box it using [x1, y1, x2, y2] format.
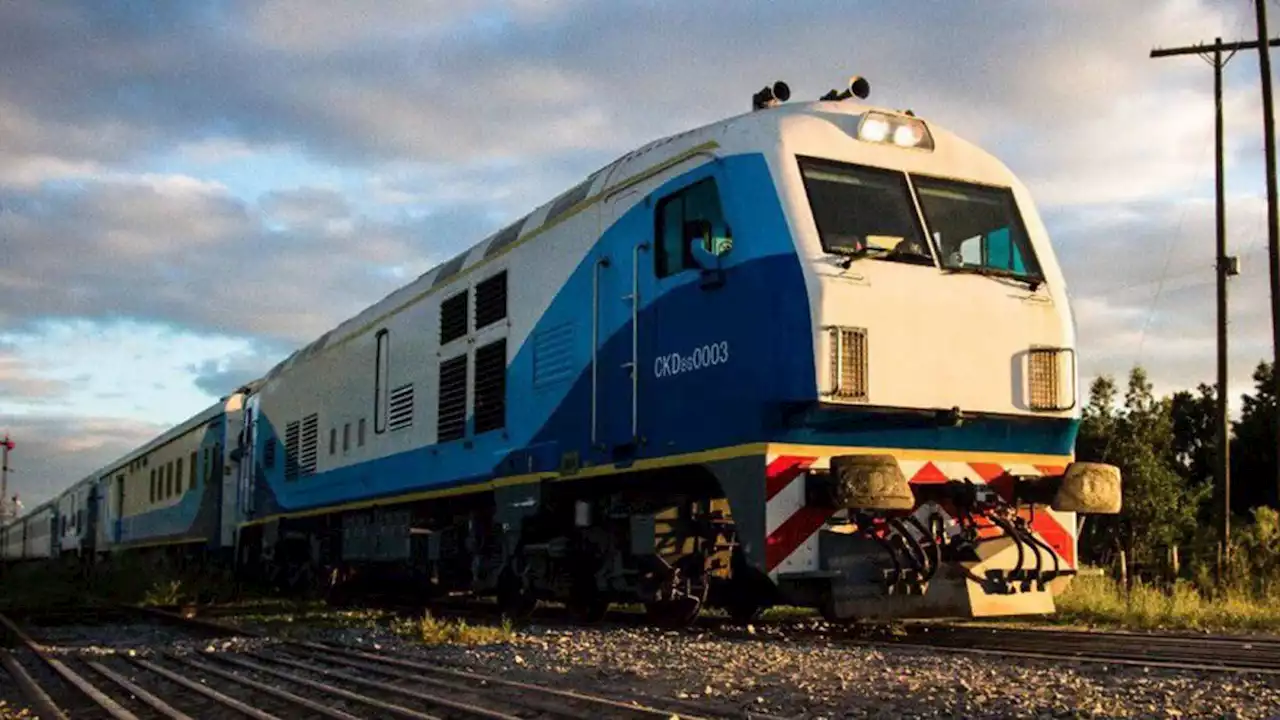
[474, 339, 506, 433]
[440, 291, 469, 344]
[389, 383, 415, 431]
[284, 420, 300, 482]
[1028, 347, 1072, 411]
[475, 272, 507, 330]
[438, 355, 468, 442]
[300, 413, 318, 477]
[829, 327, 869, 401]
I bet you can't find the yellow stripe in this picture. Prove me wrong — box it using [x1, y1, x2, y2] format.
[112, 537, 207, 551]
[561, 443, 767, 481]
[235, 441, 1073, 528]
[764, 443, 1073, 465]
[239, 442, 766, 528]
[317, 141, 722, 355]
[238, 472, 556, 527]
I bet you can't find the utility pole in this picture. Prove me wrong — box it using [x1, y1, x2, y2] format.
[1256, 0, 1280, 511]
[1150, 36, 1280, 559]
[0, 434, 12, 523]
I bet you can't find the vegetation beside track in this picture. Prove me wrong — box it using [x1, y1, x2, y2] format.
[1041, 573, 1280, 633]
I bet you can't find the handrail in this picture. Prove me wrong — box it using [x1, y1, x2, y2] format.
[631, 242, 650, 440]
[591, 256, 610, 448]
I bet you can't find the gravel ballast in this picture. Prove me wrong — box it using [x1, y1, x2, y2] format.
[284, 619, 1280, 719]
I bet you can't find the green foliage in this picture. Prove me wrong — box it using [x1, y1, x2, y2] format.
[1077, 367, 1209, 566]
[1170, 382, 1217, 488]
[1053, 573, 1280, 632]
[1232, 362, 1277, 511]
[392, 611, 515, 645]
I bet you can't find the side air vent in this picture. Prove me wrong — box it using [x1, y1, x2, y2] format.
[474, 339, 506, 433]
[441, 291, 469, 345]
[1027, 347, 1076, 412]
[389, 383, 415, 431]
[300, 413, 319, 477]
[284, 420, 301, 482]
[828, 327, 869, 401]
[438, 355, 468, 442]
[475, 271, 507, 330]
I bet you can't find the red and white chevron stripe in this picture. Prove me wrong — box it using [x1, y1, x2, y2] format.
[763, 452, 1074, 577]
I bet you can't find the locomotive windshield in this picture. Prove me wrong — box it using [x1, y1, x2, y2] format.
[798, 157, 933, 266]
[913, 176, 1043, 280]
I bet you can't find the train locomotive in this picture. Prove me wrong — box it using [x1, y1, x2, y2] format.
[1, 76, 1121, 624]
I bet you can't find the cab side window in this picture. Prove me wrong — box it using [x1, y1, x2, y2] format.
[655, 177, 730, 278]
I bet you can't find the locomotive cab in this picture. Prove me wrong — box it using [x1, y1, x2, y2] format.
[751, 86, 1121, 619]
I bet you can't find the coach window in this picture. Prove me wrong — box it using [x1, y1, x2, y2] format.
[150, 470, 156, 503]
[329, 428, 337, 456]
[176, 457, 184, 494]
[374, 329, 390, 434]
[189, 452, 197, 491]
[358, 418, 366, 447]
[655, 177, 731, 278]
[343, 423, 351, 453]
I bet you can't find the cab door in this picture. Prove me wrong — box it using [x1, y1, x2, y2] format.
[236, 395, 260, 522]
[594, 169, 741, 458]
[642, 173, 740, 452]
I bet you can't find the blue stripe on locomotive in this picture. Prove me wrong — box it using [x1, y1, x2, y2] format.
[247, 153, 1078, 517]
[114, 417, 227, 548]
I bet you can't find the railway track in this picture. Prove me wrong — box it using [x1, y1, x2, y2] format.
[302, 596, 1280, 676]
[0, 605, 746, 720]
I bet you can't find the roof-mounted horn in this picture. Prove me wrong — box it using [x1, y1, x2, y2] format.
[751, 81, 791, 111]
[821, 75, 870, 102]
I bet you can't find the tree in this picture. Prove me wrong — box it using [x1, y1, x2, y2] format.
[1231, 362, 1277, 512]
[1171, 383, 1216, 486]
[1077, 367, 1210, 568]
[1171, 383, 1218, 526]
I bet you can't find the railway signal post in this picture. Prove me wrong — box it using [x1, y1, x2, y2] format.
[1150, 34, 1280, 563]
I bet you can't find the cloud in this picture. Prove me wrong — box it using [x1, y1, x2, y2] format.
[186, 342, 291, 398]
[0, 344, 70, 403]
[0, 414, 166, 510]
[1060, 194, 1274, 407]
[0, 172, 483, 343]
[0, 0, 1247, 175]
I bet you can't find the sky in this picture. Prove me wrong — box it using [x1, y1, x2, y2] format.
[0, 0, 1274, 509]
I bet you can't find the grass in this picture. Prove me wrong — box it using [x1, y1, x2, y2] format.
[1045, 573, 1280, 633]
[392, 611, 515, 646]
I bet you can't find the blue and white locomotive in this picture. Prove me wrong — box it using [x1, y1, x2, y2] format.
[2, 77, 1121, 622]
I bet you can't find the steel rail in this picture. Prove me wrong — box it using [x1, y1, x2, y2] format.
[246, 649, 523, 720]
[164, 651, 363, 720]
[124, 655, 282, 720]
[207, 652, 445, 720]
[0, 648, 67, 720]
[288, 639, 715, 720]
[0, 612, 137, 719]
[83, 659, 194, 720]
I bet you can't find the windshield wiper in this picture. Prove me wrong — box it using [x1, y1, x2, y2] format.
[945, 265, 1043, 290]
[828, 244, 931, 269]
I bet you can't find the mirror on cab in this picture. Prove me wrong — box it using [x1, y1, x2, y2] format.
[683, 219, 731, 289]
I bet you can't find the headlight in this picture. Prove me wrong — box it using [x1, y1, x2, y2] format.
[858, 116, 891, 143]
[855, 111, 934, 151]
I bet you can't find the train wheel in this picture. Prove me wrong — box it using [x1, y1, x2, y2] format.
[726, 598, 765, 625]
[566, 574, 609, 623]
[644, 597, 702, 628]
[496, 569, 537, 622]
